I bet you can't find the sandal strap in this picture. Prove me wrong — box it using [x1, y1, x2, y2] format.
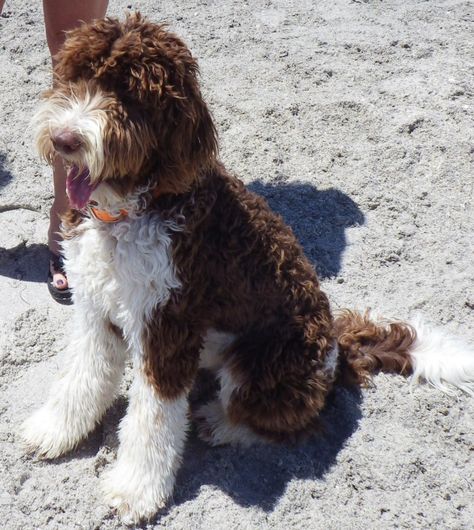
[49, 252, 67, 275]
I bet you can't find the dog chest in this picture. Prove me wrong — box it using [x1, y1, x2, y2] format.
[64, 215, 182, 333]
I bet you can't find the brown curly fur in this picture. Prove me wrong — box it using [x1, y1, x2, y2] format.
[334, 310, 416, 387]
[55, 13, 418, 443]
[141, 165, 335, 440]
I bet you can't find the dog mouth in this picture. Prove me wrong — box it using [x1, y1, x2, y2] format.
[66, 165, 97, 210]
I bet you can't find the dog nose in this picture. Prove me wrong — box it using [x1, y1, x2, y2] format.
[51, 130, 82, 155]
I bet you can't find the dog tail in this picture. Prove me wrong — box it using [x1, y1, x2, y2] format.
[333, 310, 474, 396]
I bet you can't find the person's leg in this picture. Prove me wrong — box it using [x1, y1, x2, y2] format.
[43, 0, 108, 62]
[43, 0, 108, 292]
[48, 159, 69, 290]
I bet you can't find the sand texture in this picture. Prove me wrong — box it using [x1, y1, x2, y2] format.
[0, 1, 473, 529]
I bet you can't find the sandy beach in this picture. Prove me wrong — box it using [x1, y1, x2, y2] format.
[0, 1, 473, 528]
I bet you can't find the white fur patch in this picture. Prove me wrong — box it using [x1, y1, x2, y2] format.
[195, 362, 262, 447]
[64, 212, 184, 523]
[33, 88, 108, 179]
[23, 211, 185, 523]
[199, 329, 236, 370]
[89, 182, 151, 217]
[409, 315, 474, 396]
[102, 368, 189, 524]
[63, 213, 182, 358]
[217, 364, 239, 410]
[195, 399, 261, 447]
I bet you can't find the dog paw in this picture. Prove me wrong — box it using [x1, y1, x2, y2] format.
[21, 406, 80, 459]
[193, 402, 216, 443]
[102, 462, 169, 525]
[194, 400, 260, 447]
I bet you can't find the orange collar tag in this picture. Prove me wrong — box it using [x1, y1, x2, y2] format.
[86, 187, 164, 223]
[89, 206, 128, 223]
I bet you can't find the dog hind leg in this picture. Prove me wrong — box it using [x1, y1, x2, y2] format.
[195, 327, 334, 446]
[194, 363, 263, 446]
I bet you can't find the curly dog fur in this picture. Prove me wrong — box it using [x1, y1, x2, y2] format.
[22, 13, 474, 524]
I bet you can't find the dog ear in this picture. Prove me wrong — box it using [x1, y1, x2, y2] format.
[114, 22, 218, 193]
[114, 14, 219, 191]
[152, 60, 218, 194]
[53, 17, 123, 83]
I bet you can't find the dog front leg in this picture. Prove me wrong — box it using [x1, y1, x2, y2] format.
[102, 365, 190, 524]
[21, 313, 127, 459]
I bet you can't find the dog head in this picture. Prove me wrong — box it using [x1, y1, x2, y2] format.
[34, 12, 218, 209]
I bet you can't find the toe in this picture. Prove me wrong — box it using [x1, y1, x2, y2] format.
[52, 270, 68, 290]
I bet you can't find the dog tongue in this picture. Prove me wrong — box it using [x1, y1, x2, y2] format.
[66, 166, 96, 210]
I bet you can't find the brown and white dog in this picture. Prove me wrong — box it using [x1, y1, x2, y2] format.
[22, 13, 474, 524]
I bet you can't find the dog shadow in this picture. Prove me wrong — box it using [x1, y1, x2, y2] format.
[0, 242, 49, 283]
[171, 386, 362, 513]
[248, 181, 365, 279]
[0, 181, 364, 286]
[91, 384, 362, 520]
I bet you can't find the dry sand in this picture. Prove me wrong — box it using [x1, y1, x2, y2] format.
[0, 1, 473, 528]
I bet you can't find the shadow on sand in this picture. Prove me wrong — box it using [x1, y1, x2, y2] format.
[249, 181, 365, 279]
[170, 385, 362, 514]
[0, 180, 364, 285]
[0, 242, 49, 283]
[0, 152, 49, 283]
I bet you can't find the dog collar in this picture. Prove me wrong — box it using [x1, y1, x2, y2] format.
[86, 188, 165, 224]
[88, 205, 128, 223]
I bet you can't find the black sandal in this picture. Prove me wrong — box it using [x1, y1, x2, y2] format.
[48, 252, 73, 305]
